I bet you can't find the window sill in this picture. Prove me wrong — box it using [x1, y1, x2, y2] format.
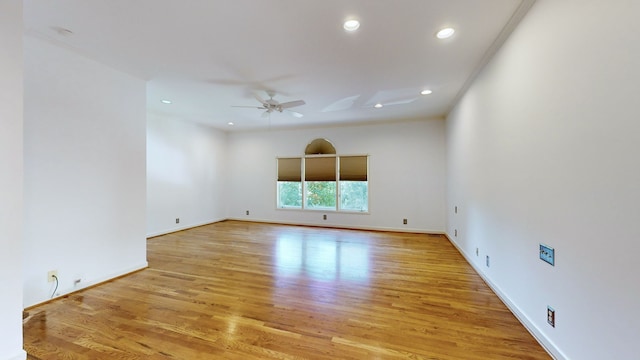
[276, 207, 370, 215]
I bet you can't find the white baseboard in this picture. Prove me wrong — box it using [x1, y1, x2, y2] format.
[2, 349, 26, 360]
[146, 218, 226, 238]
[445, 233, 567, 360]
[25, 262, 148, 309]
[76, 262, 149, 292]
[225, 217, 445, 234]
[149, 217, 445, 235]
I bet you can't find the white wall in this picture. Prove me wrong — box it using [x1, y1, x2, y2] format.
[227, 119, 446, 232]
[23, 36, 148, 307]
[0, 2, 27, 359]
[147, 114, 227, 236]
[446, 0, 640, 359]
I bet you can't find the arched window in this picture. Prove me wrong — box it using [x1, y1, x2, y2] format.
[305, 138, 336, 155]
[277, 139, 368, 212]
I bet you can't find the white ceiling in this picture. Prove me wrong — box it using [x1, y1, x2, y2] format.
[24, 0, 534, 131]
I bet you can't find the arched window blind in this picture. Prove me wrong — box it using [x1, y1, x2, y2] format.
[305, 138, 336, 155]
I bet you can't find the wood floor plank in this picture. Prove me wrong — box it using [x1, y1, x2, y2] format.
[24, 221, 550, 359]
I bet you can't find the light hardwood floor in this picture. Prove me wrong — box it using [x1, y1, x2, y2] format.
[24, 221, 550, 359]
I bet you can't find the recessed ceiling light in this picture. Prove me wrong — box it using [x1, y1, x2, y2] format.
[421, 89, 433, 95]
[436, 27, 455, 39]
[227, 122, 234, 126]
[374, 103, 383, 109]
[344, 19, 360, 32]
[160, 99, 172, 104]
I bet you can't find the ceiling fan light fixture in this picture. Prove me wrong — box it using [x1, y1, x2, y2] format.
[421, 89, 433, 95]
[436, 27, 455, 39]
[343, 19, 360, 32]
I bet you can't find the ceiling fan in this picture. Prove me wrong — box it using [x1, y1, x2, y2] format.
[233, 90, 305, 118]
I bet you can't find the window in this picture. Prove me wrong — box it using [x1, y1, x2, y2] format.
[277, 158, 302, 208]
[305, 156, 336, 210]
[277, 139, 368, 212]
[339, 156, 368, 212]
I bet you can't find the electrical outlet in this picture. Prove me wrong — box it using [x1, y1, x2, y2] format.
[547, 306, 555, 327]
[486, 255, 490, 267]
[246, 210, 249, 215]
[540, 244, 555, 266]
[476, 247, 479, 256]
[323, 214, 327, 220]
[176, 218, 180, 224]
[455, 206, 458, 214]
[454, 229, 458, 237]
[403, 218, 407, 225]
[47, 270, 58, 282]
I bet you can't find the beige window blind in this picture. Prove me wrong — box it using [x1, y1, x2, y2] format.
[339, 156, 368, 181]
[304, 156, 336, 181]
[277, 158, 301, 181]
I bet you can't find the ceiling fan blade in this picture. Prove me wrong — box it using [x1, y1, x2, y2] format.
[286, 110, 304, 118]
[279, 100, 305, 109]
[231, 105, 265, 109]
[254, 92, 267, 105]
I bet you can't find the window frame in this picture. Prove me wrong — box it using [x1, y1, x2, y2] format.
[276, 157, 303, 209]
[276, 154, 369, 214]
[337, 155, 368, 213]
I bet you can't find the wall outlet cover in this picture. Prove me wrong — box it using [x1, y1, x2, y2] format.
[540, 244, 555, 266]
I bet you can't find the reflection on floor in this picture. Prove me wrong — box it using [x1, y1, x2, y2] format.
[276, 233, 369, 281]
[23, 221, 551, 360]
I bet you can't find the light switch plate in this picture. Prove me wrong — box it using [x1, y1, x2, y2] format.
[547, 306, 556, 327]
